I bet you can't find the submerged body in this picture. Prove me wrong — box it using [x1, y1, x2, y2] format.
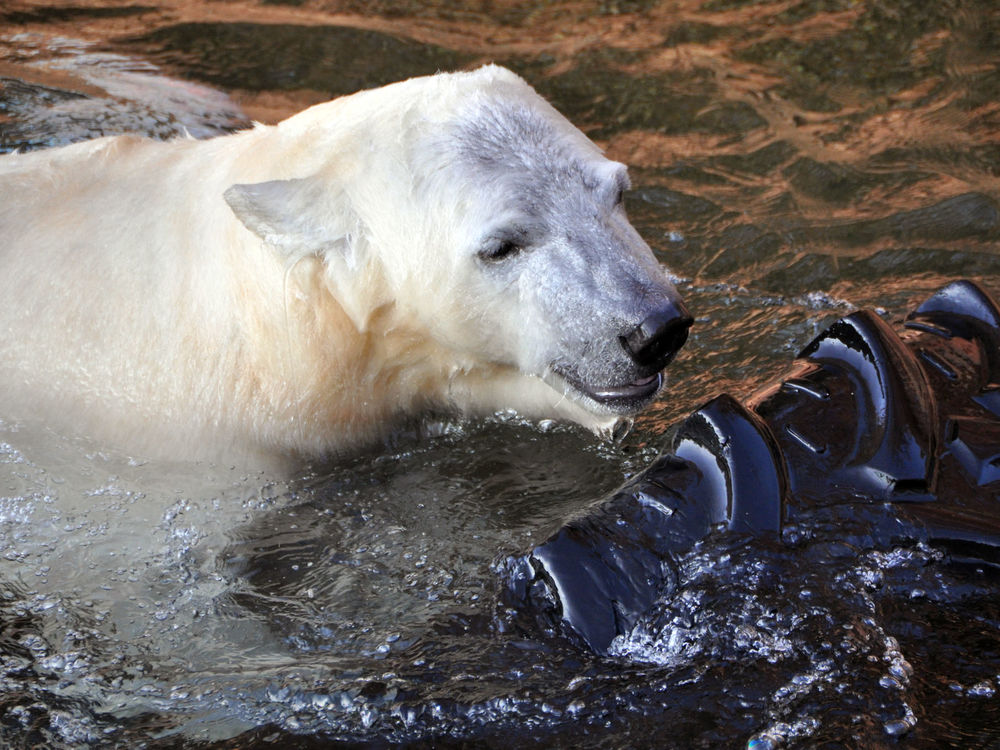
[0, 65, 689, 462]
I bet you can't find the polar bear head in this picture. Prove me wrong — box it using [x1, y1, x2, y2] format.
[224, 65, 691, 438]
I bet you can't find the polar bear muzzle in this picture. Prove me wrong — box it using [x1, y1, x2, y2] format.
[552, 300, 691, 412]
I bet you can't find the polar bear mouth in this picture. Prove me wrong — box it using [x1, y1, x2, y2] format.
[553, 367, 664, 412]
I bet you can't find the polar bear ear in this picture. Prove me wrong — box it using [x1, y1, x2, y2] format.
[225, 177, 385, 331]
[224, 177, 358, 263]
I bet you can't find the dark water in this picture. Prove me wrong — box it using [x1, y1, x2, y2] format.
[1, 0, 1000, 747]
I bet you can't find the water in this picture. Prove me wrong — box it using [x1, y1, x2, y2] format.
[1, 0, 1000, 746]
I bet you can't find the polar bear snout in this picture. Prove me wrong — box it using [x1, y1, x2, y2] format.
[620, 300, 693, 375]
[546, 294, 691, 416]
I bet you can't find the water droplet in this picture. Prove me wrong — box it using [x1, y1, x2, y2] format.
[888, 659, 912, 680]
[879, 675, 903, 690]
[612, 418, 634, 443]
[748, 733, 780, 749]
[968, 680, 995, 698]
[884, 714, 917, 736]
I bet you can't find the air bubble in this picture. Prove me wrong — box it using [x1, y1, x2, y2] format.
[612, 418, 634, 443]
[748, 734, 780, 749]
[884, 717, 915, 736]
[968, 680, 995, 698]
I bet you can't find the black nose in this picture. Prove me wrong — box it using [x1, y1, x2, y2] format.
[620, 301, 693, 371]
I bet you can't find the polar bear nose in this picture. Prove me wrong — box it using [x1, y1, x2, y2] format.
[621, 302, 693, 372]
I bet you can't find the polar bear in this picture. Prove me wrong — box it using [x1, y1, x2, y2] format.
[0, 65, 691, 463]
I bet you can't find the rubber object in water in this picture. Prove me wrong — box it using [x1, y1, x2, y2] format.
[501, 280, 1000, 654]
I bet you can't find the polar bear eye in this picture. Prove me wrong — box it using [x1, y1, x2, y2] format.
[479, 239, 524, 262]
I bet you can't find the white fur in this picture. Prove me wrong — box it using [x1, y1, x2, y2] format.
[0, 65, 679, 463]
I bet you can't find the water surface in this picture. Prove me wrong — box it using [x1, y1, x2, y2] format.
[1, 0, 999, 746]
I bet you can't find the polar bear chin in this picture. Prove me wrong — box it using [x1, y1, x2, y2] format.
[444, 365, 631, 439]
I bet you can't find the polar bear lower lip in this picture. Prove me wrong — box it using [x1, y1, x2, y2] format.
[554, 368, 664, 410]
[589, 373, 663, 403]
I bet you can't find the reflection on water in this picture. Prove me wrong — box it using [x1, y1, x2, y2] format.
[1, 0, 999, 746]
[0, 33, 248, 150]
